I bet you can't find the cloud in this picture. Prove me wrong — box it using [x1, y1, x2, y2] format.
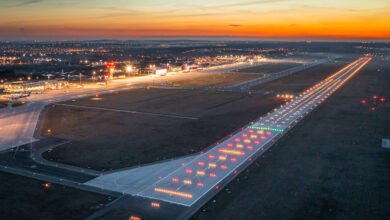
[185, 0, 289, 11]
[229, 24, 241, 27]
[8, 0, 45, 7]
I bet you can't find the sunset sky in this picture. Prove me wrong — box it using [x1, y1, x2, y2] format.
[0, 0, 389, 41]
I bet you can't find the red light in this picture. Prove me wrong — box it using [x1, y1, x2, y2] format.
[227, 143, 233, 147]
[210, 173, 217, 178]
[197, 182, 204, 187]
[249, 129, 254, 133]
[361, 99, 367, 104]
[247, 146, 253, 150]
[242, 133, 248, 137]
[172, 178, 179, 183]
[220, 165, 228, 170]
[266, 131, 272, 135]
[185, 169, 193, 174]
[235, 138, 241, 142]
[260, 136, 266, 140]
[371, 107, 376, 111]
[254, 140, 260, 144]
[198, 161, 205, 166]
[230, 157, 237, 162]
[209, 154, 215, 159]
[373, 96, 378, 100]
[380, 97, 385, 102]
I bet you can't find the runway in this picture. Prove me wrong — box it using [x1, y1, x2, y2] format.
[133, 56, 372, 207]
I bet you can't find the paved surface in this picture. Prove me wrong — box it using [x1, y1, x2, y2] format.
[86, 155, 197, 195]
[113, 56, 370, 206]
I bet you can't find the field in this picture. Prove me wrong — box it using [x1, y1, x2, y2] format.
[251, 60, 349, 93]
[0, 172, 112, 220]
[237, 62, 300, 74]
[40, 89, 283, 170]
[191, 57, 390, 220]
[161, 72, 258, 87]
[39, 60, 345, 171]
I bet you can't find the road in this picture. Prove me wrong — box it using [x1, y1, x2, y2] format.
[133, 56, 371, 207]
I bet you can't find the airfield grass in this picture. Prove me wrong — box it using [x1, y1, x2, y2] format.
[40, 89, 283, 170]
[237, 62, 300, 74]
[0, 172, 112, 220]
[162, 72, 257, 87]
[39, 60, 349, 171]
[252, 60, 349, 93]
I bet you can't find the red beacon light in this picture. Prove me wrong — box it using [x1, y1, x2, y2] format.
[380, 97, 385, 102]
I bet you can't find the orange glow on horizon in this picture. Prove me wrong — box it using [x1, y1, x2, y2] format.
[0, 1, 388, 40]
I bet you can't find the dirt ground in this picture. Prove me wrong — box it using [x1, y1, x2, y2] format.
[40, 89, 283, 170]
[190, 57, 390, 220]
[252, 60, 350, 93]
[0, 172, 112, 220]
